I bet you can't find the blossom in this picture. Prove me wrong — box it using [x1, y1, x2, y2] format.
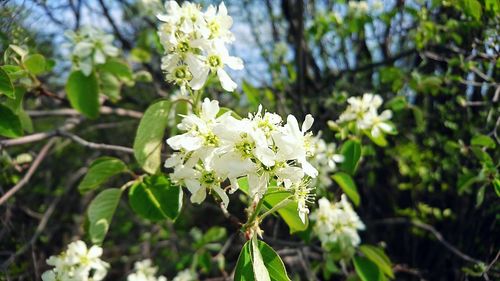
[42, 240, 109, 281]
[311, 195, 365, 257]
[337, 93, 394, 138]
[64, 27, 119, 76]
[127, 259, 167, 281]
[165, 98, 319, 216]
[157, 1, 244, 92]
[309, 136, 344, 187]
[173, 269, 198, 281]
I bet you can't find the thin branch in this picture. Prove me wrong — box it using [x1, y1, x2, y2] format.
[0, 138, 57, 206]
[371, 218, 483, 264]
[58, 131, 134, 154]
[27, 106, 143, 119]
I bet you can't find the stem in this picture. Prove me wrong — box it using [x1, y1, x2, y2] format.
[258, 196, 293, 222]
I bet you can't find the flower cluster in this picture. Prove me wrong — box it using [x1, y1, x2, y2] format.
[42, 240, 109, 281]
[165, 99, 318, 222]
[309, 135, 344, 187]
[337, 93, 394, 138]
[172, 269, 198, 281]
[127, 259, 167, 281]
[64, 27, 119, 76]
[311, 195, 365, 257]
[348, 1, 369, 17]
[157, 1, 243, 93]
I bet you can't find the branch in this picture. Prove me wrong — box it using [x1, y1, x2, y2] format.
[0, 138, 57, 206]
[27, 106, 143, 119]
[58, 131, 134, 154]
[97, 0, 131, 49]
[371, 218, 483, 265]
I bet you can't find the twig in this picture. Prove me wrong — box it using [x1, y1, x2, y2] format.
[27, 106, 143, 119]
[0, 138, 57, 206]
[371, 218, 483, 264]
[58, 131, 134, 154]
[0, 168, 87, 269]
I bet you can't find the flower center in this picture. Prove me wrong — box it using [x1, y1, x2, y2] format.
[208, 55, 222, 68]
[177, 41, 190, 53]
[201, 171, 217, 185]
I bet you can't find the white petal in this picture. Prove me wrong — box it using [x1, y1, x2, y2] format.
[302, 114, 314, 132]
[190, 187, 207, 204]
[213, 185, 229, 207]
[217, 68, 237, 92]
[224, 56, 244, 70]
[189, 66, 210, 90]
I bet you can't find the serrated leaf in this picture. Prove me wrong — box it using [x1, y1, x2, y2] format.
[332, 172, 360, 206]
[0, 104, 23, 138]
[341, 140, 362, 175]
[78, 157, 128, 193]
[360, 245, 394, 279]
[66, 70, 100, 119]
[128, 174, 183, 221]
[23, 54, 46, 75]
[133, 99, 171, 174]
[0, 67, 15, 98]
[88, 188, 122, 244]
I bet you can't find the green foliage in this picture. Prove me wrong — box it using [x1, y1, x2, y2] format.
[353, 256, 384, 281]
[359, 245, 394, 279]
[0, 104, 23, 138]
[23, 54, 45, 75]
[133, 99, 171, 174]
[340, 140, 362, 175]
[234, 239, 290, 281]
[87, 188, 122, 244]
[78, 157, 129, 193]
[128, 174, 183, 221]
[0, 67, 15, 98]
[66, 70, 100, 118]
[332, 172, 360, 206]
[264, 191, 308, 233]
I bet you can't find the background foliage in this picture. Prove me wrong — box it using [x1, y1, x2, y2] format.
[0, 0, 499, 280]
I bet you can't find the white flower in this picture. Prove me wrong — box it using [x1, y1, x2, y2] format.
[157, 1, 243, 92]
[337, 93, 394, 138]
[42, 240, 109, 281]
[65, 27, 119, 76]
[165, 98, 320, 211]
[127, 259, 167, 281]
[173, 269, 197, 281]
[309, 136, 344, 187]
[311, 195, 365, 255]
[273, 114, 318, 177]
[348, 1, 369, 17]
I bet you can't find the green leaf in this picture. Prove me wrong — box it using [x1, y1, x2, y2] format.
[332, 172, 360, 206]
[234, 240, 291, 281]
[492, 178, 500, 197]
[23, 54, 46, 75]
[365, 130, 388, 147]
[128, 174, 183, 221]
[133, 99, 171, 174]
[78, 157, 128, 193]
[341, 140, 362, 175]
[462, 0, 482, 20]
[476, 185, 486, 208]
[99, 59, 133, 84]
[66, 70, 100, 119]
[87, 188, 122, 244]
[256, 240, 290, 281]
[0, 104, 23, 138]
[264, 192, 308, 234]
[251, 237, 271, 281]
[234, 241, 255, 281]
[360, 245, 394, 279]
[99, 71, 121, 102]
[471, 135, 496, 149]
[131, 48, 152, 62]
[353, 256, 383, 281]
[238, 178, 307, 233]
[0, 67, 15, 98]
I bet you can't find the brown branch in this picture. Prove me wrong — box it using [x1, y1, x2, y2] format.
[371, 218, 483, 265]
[58, 131, 134, 154]
[97, 0, 131, 49]
[27, 106, 143, 119]
[0, 138, 57, 206]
